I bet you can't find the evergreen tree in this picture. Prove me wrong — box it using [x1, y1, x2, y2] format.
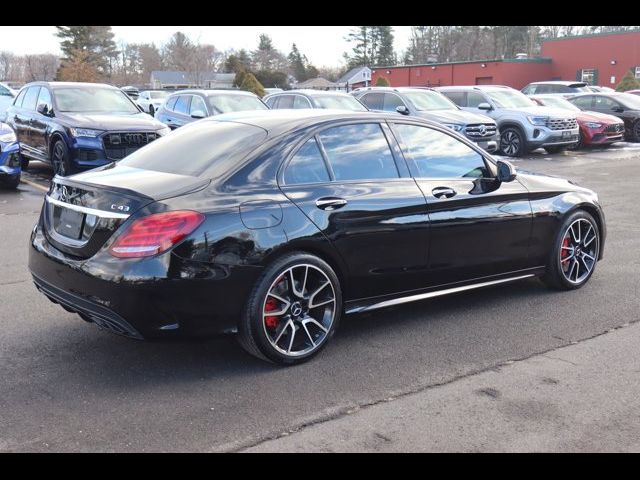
[376, 26, 396, 65]
[55, 26, 118, 79]
[345, 26, 396, 67]
[240, 71, 266, 97]
[375, 76, 390, 86]
[616, 71, 640, 91]
[164, 32, 195, 71]
[288, 43, 307, 81]
[253, 34, 280, 71]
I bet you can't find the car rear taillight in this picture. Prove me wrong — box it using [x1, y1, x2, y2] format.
[109, 210, 205, 258]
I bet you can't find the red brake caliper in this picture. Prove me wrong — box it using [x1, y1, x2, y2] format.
[264, 297, 280, 329]
[561, 237, 570, 266]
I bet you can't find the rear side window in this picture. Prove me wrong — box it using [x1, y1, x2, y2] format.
[165, 96, 179, 111]
[283, 138, 330, 184]
[359, 92, 383, 110]
[13, 88, 26, 107]
[442, 91, 465, 107]
[318, 123, 398, 181]
[22, 87, 41, 111]
[293, 96, 312, 108]
[275, 95, 294, 109]
[174, 95, 191, 115]
[394, 123, 490, 179]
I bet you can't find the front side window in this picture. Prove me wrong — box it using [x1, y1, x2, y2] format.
[22, 86, 41, 111]
[382, 93, 406, 112]
[442, 91, 466, 107]
[466, 91, 487, 108]
[190, 95, 208, 116]
[593, 96, 619, 111]
[54, 87, 140, 113]
[293, 95, 312, 109]
[283, 138, 330, 185]
[318, 123, 398, 181]
[36, 88, 52, 112]
[569, 95, 593, 110]
[394, 123, 490, 179]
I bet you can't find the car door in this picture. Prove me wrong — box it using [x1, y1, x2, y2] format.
[30, 86, 53, 158]
[15, 86, 40, 157]
[592, 95, 635, 132]
[390, 121, 533, 285]
[171, 95, 192, 127]
[279, 121, 431, 299]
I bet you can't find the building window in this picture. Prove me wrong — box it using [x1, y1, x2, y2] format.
[635, 66, 640, 80]
[580, 68, 597, 84]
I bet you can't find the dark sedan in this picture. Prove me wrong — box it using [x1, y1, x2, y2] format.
[155, 89, 268, 129]
[29, 110, 606, 364]
[568, 92, 640, 141]
[5, 82, 170, 176]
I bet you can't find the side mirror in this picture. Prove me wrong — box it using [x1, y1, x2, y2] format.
[36, 103, 51, 116]
[396, 105, 410, 115]
[478, 102, 492, 111]
[612, 105, 624, 113]
[497, 159, 517, 183]
[191, 110, 206, 119]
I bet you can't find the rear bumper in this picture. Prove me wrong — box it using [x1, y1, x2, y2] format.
[29, 221, 262, 339]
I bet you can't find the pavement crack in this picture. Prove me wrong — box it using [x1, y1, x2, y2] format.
[0, 279, 27, 286]
[541, 355, 579, 366]
[228, 318, 640, 453]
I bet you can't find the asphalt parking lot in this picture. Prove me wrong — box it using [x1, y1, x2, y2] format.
[1, 143, 640, 452]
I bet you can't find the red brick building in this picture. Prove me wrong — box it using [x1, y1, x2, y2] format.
[372, 30, 640, 90]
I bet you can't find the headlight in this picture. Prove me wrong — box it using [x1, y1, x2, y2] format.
[444, 123, 464, 132]
[69, 127, 104, 138]
[0, 130, 16, 143]
[527, 116, 548, 126]
[584, 122, 602, 129]
[157, 126, 171, 136]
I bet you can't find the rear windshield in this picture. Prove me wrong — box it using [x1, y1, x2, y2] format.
[117, 120, 267, 177]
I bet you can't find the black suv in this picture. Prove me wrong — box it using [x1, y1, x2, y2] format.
[353, 87, 499, 153]
[6, 82, 170, 176]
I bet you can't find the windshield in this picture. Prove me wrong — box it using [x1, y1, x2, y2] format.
[537, 96, 580, 112]
[313, 95, 367, 111]
[207, 94, 268, 114]
[486, 89, 536, 108]
[149, 91, 169, 99]
[55, 87, 140, 114]
[617, 93, 640, 110]
[402, 90, 457, 111]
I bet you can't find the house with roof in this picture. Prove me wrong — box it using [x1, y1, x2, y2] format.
[150, 71, 235, 90]
[337, 66, 372, 91]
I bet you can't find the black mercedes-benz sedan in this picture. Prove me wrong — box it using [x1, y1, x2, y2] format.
[29, 110, 606, 364]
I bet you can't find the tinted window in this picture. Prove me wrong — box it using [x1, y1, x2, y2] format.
[207, 94, 267, 113]
[22, 86, 40, 111]
[118, 121, 267, 177]
[442, 91, 465, 106]
[283, 138, 330, 184]
[570, 96, 593, 110]
[394, 123, 489, 179]
[293, 95, 312, 108]
[165, 96, 179, 111]
[318, 123, 398, 181]
[359, 92, 383, 110]
[382, 93, 405, 112]
[36, 88, 52, 112]
[593, 96, 620, 111]
[190, 95, 208, 116]
[13, 88, 26, 107]
[466, 91, 486, 108]
[174, 95, 191, 115]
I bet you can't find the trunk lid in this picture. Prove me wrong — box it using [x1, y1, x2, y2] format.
[43, 165, 209, 259]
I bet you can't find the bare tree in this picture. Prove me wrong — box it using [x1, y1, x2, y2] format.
[24, 54, 59, 81]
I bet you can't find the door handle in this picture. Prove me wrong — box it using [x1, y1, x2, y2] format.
[316, 197, 348, 211]
[432, 187, 457, 199]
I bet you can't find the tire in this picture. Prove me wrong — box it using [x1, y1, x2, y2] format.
[238, 252, 343, 365]
[20, 153, 29, 170]
[50, 139, 72, 177]
[633, 120, 640, 142]
[545, 145, 566, 154]
[541, 210, 600, 290]
[0, 174, 20, 189]
[499, 126, 526, 157]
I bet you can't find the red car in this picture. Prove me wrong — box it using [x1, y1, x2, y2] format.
[531, 95, 625, 148]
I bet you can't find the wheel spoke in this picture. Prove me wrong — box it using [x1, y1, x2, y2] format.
[302, 323, 316, 347]
[273, 319, 293, 345]
[289, 267, 305, 298]
[573, 258, 580, 281]
[309, 281, 331, 308]
[287, 323, 296, 353]
[582, 251, 595, 262]
[303, 316, 328, 334]
[266, 292, 290, 316]
[309, 298, 335, 309]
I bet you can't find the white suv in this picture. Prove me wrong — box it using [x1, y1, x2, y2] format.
[438, 85, 579, 156]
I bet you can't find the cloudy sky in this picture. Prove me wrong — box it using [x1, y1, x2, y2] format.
[0, 26, 413, 67]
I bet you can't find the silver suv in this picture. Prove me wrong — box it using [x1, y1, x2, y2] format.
[437, 85, 579, 156]
[352, 87, 499, 153]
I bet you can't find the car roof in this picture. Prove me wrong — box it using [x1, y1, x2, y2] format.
[436, 85, 513, 91]
[167, 89, 257, 97]
[528, 81, 588, 87]
[26, 81, 119, 90]
[196, 108, 445, 136]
